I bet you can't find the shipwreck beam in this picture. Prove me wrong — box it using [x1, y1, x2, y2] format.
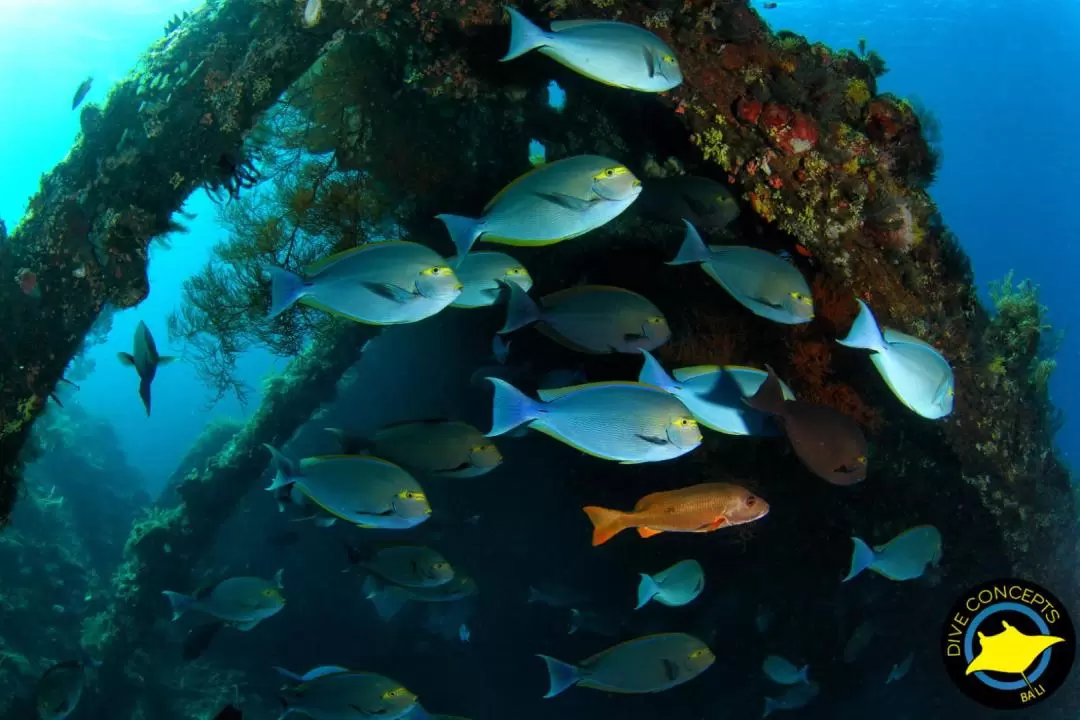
[0, 0, 356, 525]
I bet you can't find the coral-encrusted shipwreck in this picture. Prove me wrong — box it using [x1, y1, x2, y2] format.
[0, 0, 1075, 716]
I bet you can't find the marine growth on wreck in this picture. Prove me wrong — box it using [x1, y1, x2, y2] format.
[0, 1, 1076, 719]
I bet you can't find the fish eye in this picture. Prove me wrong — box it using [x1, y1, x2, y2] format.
[746, 496, 757, 507]
[382, 687, 407, 700]
[648, 316, 664, 325]
[689, 648, 707, 659]
[663, 54, 676, 63]
[593, 166, 629, 181]
[856, 455, 867, 464]
[507, 267, 526, 276]
[422, 266, 450, 277]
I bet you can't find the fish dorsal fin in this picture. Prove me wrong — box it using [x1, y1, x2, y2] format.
[539, 380, 659, 403]
[485, 165, 549, 212]
[542, 284, 641, 304]
[300, 454, 403, 470]
[305, 241, 418, 275]
[671, 365, 721, 382]
[550, 18, 611, 31]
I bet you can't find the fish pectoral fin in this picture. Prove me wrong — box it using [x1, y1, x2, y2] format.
[638, 527, 663, 539]
[834, 463, 859, 475]
[635, 434, 670, 446]
[746, 294, 783, 309]
[362, 282, 417, 303]
[662, 658, 681, 682]
[643, 46, 657, 77]
[433, 461, 474, 474]
[535, 192, 598, 212]
[348, 704, 379, 717]
[698, 516, 728, 531]
[623, 330, 647, 342]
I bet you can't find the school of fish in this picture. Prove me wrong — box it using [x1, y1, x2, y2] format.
[39, 6, 960, 719]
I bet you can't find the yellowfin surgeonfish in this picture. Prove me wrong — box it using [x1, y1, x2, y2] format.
[266, 241, 462, 325]
[838, 299, 955, 419]
[537, 633, 714, 697]
[486, 378, 702, 463]
[637, 350, 793, 435]
[843, 525, 942, 582]
[117, 320, 176, 417]
[436, 155, 641, 258]
[501, 7, 683, 93]
[448, 251, 533, 308]
[635, 559, 704, 610]
[667, 221, 814, 325]
[162, 571, 285, 630]
[264, 445, 431, 529]
[501, 283, 670, 354]
[327, 420, 503, 479]
[276, 667, 419, 720]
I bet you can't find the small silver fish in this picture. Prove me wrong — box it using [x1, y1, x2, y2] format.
[844, 525, 942, 582]
[117, 320, 176, 416]
[301, 0, 323, 28]
[838, 300, 954, 419]
[436, 155, 641, 257]
[501, 282, 670, 354]
[162, 571, 285, 630]
[668, 221, 813, 325]
[635, 559, 704, 609]
[265, 445, 432, 528]
[266, 241, 462, 325]
[501, 8, 683, 93]
[537, 633, 714, 697]
[487, 378, 701, 464]
[448, 251, 533, 308]
[35, 660, 85, 720]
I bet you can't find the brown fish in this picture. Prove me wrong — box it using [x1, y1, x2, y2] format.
[582, 482, 768, 546]
[744, 365, 868, 485]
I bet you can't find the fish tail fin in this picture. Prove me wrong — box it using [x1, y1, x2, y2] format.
[435, 213, 483, 258]
[368, 585, 408, 621]
[837, 299, 886, 353]
[117, 352, 136, 367]
[744, 365, 786, 415]
[273, 666, 305, 683]
[635, 573, 662, 610]
[763, 697, 778, 718]
[486, 377, 541, 436]
[501, 6, 549, 62]
[266, 266, 307, 319]
[536, 654, 585, 698]
[162, 590, 194, 621]
[843, 536, 876, 582]
[666, 220, 712, 266]
[582, 505, 629, 546]
[499, 280, 542, 334]
[263, 443, 298, 491]
[139, 377, 153, 417]
[637, 349, 676, 391]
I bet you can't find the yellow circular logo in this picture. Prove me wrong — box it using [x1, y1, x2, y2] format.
[942, 578, 1074, 709]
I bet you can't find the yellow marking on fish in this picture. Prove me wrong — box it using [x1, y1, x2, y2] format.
[480, 231, 589, 247]
[505, 266, 529, 276]
[421, 265, 452, 277]
[397, 490, 426, 501]
[382, 687, 411, 700]
[591, 166, 631, 181]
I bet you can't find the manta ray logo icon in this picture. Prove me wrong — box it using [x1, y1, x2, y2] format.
[942, 578, 1075, 709]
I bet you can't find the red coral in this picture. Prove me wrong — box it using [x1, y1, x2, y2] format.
[736, 97, 763, 124]
[865, 98, 906, 142]
[811, 274, 858, 335]
[789, 340, 832, 387]
[758, 103, 817, 155]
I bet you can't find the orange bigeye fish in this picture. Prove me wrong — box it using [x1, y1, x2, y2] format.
[582, 482, 768, 546]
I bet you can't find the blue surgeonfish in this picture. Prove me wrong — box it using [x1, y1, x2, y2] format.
[667, 221, 814, 325]
[843, 525, 942, 582]
[447, 251, 532, 308]
[163, 571, 285, 630]
[837, 299, 955, 419]
[35, 660, 86, 720]
[486, 377, 701, 463]
[436, 155, 641, 258]
[502, 282, 670, 354]
[117, 320, 176, 417]
[276, 667, 419, 720]
[264, 444, 431, 528]
[635, 559, 705, 609]
[537, 633, 714, 698]
[266, 241, 462, 324]
[501, 7, 683, 92]
[762, 655, 810, 685]
[637, 350, 793, 435]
